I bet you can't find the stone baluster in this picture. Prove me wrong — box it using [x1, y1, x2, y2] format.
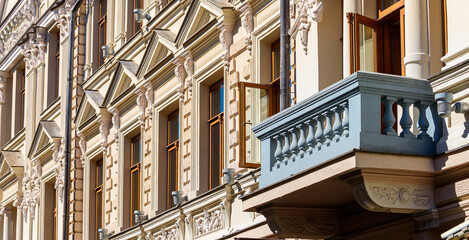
[273, 135, 282, 165]
[382, 96, 397, 135]
[416, 100, 431, 140]
[398, 98, 415, 138]
[314, 116, 325, 147]
[281, 132, 291, 160]
[341, 102, 349, 136]
[305, 119, 316, 153]
[323, 111, 334, 145]
[297, 124, 307, 156]
[289, 127, 299, 159]
[332, 106, 344, 141]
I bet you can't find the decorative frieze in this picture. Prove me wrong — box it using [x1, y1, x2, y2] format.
[0, 0, 37, 61]
[0, 71, 8, 104]
[195, 209, 223, 236]
[289, 0, 323, 54]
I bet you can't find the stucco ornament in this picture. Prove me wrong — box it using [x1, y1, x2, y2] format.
[289, 0, 323, 54]
[183, 51, 194, 98]
[29, 163, 42, 219]
[54, 0, 77, 40]
[0, 0, 37, 61]
[109, 108, 120, 147]
[0, 71, 8, 104]
[54, 138, 66, 203]
[21, 27, 47, 72]
[154, 228, 177, 240]
[219, 28, 233, 71]
[173, 57, 186, 102]
[195, 209, 223, 236]
[144, 82, 154, 121]
[136, 87, 147, 127]
[241, 5, 254, 56]
[77, 131, 87, 167]
[20, 162, 31, 222]
[98, 116, 110, 155]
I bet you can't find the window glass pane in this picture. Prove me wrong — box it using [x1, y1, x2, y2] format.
[359, 23, 375, 72]
[96, 190, 102, 230]
[131, 169, 139, 224]
[272, 40, 280, 81]
[101, 0, 107, 17]
[169, 112, 179, 143]
[219, 83, 224, 113]
[244, 87, 269, 165]
[210, 122, 221, 188]
[211, 85, 220, 117]
[168, 148, 177, 205]
[132, 137, 141, 165]
[97, 160, 103, 186]
[381, 0, 400, 10]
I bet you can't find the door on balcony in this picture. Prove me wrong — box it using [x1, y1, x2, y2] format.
[348, 0, 405, 76]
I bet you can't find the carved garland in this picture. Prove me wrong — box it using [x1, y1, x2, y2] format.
[289, 0, 323, 54]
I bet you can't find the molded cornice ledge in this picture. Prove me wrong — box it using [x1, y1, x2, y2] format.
[341, 170, 435, 214]
[258, 206, 339, 239]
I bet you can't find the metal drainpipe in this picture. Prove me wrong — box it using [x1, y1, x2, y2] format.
[280, 0, 290, 111]
[64, 0, 84, 239]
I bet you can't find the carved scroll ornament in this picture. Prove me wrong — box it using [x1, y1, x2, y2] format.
[289, 0, 323, 54]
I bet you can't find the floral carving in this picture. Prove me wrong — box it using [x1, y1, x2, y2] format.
[289, 0, 323, 54]
[195, 209, 223, 236]
[154, 228, 177, 240]
[0, 71, 8, 104]
[54, 0, 77, 41]
[54, 138, 65, 203]
[29, 163, 41, 220]
[21, 27, 47, 72]
[183, 51, 194, 98]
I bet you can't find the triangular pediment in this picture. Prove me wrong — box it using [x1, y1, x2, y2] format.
[0, 153, 10, 179]
[29, 121, 61, 159]
[1, 151, 24, 178]
[138, 31, 175, 78]
[176, 0, 230, 45]
[104, 61, 139, 106]
[76, 90, 105, 128]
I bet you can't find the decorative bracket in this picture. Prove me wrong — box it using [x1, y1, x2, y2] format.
[135, 86, 147, 127]
[289, 0, 323, 54]
[240, 4, 254, 56]
[53, 138, 65, 203]
[143, 81, 154, 121]
[172, 56, 186, 102]
[109, 107, 120, 147]
[54, 0, 77, 41]
[182, 50, 194, 98]
[21, 26, 47, 72]
[218, 8, 236, 72]
[77, 131, 87, 168]
[97, 110, 111, 155]
[342, 171, 435, 214]
[259, 206, 339, 239]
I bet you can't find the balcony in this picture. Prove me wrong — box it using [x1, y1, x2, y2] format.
[253, 71, 438, 188]
[242, 72, 439, 239]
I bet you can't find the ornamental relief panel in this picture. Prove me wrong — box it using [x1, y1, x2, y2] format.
[194, 207, 223, 236]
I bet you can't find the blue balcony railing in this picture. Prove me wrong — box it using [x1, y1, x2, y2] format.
[253, 71, 439, 188]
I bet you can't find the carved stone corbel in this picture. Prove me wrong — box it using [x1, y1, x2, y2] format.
[289, 0, 323, 54]
[182, 51, 194, 98]
[20, 162, 30, 222]
[342, 171, 435, 214]
[109, 107, 120, 147]
[240, 4, 254, 56]
[259, 206, 339, 239]
[54, 0, 77, 41]
[0, 71, 8, 104]
[29, 163, 42, 220]
[135, 87, 147, 127]
[77, 131, 87, 168]
[143, 82, 154, 121]
[172, 56, 186, 102]
[218, 8, 236, 72]
[97, 112, 111, 155]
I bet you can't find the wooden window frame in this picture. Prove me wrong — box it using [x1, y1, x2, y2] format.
[166, 110, 179, 209]
[442, 0, 448, 55]
[208, 80, 224, 190]
[238, 82, 272, 168]
[130, 135, 141, 226]
[378, 0, 404, 19]
[94, 159, 103, 240]
[98, 0, 107, 66]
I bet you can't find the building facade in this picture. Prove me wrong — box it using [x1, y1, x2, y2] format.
[0, 0, 465, 240]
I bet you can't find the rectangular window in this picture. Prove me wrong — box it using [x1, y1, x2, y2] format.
[209, 80, 224, 189]
[95, 159, 103, 239]
[55, 34, 60, 100]
[20, 69, 25, 130]
[271, 39, 280, 115]
[98, 0, 107, 66]
[166, 110, 179, 209]
[130, 135, 141, 226]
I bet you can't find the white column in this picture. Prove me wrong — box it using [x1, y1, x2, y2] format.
[15, 206, 22, 240]
[343, 0, 361, 76]
[404, 0, 430, 79]
[2, 207, 11, 240]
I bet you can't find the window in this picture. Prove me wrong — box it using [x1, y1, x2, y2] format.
[130, 0, 143, 36]
[271, 39, 280, 115]
[98, 0, 107, 66]
[19, 68, 25, 130]
[166, 110, 179, 209]
[53, 187, 57, 240]
[130, 135, 141, 226]
[44, 180, 57, 239]
[208, 81, 224, 189]
[95, 159, 103, 239]
[55, 34, 60, 99]
[348, 0, 405, 76]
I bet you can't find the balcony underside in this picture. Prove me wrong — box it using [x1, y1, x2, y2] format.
[242, 151, 436, 239]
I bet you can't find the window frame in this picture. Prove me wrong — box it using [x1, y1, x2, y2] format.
[130, 0, 143, 36]
[20, 70, 25, 130]
[98, 0, 107, 66]
[208, 80, 224, 190]
[129, 134, 141, 226]
[55, 34, 60, 99]
[166, 110, 179, 209]
[94, 159, 104, 239]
